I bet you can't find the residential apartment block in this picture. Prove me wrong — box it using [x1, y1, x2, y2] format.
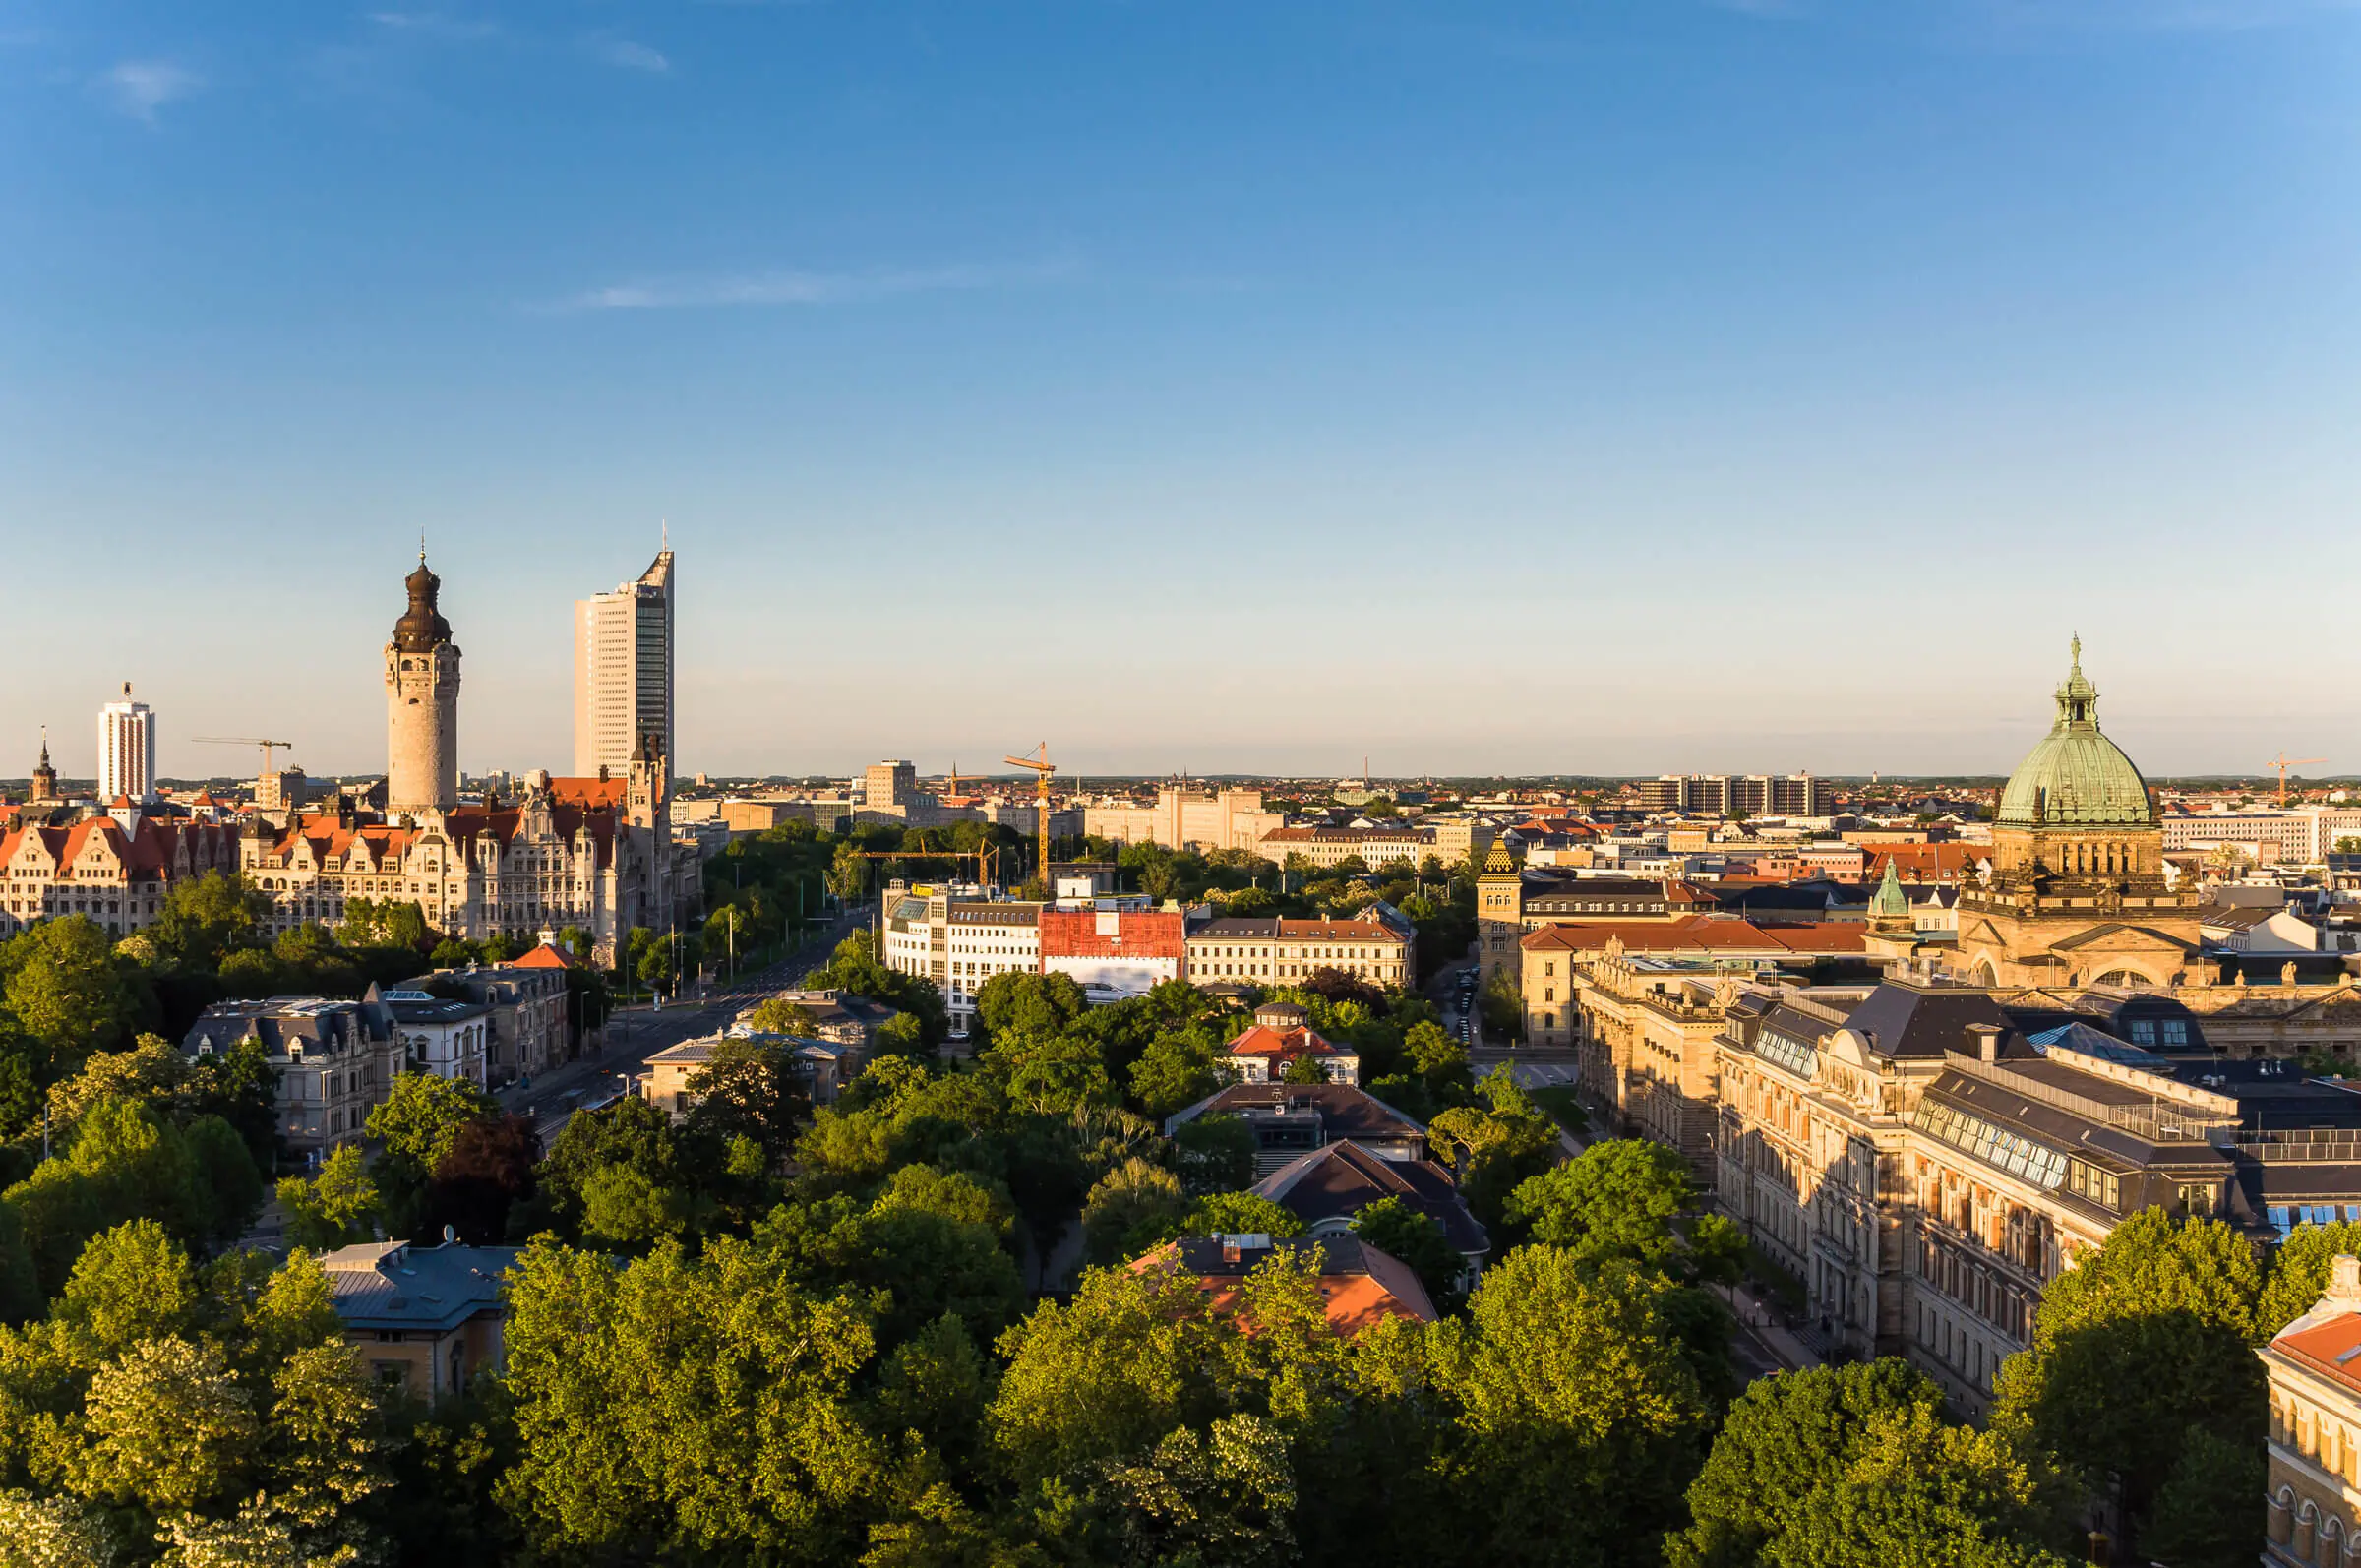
[1039, 906, 1185, 999]
[1256, 824, 1436, 870]
[1184, 911, 1413, 991]
[881, 882, 1044, 1033]
[96, 685, 157, 804]
[1082, 785, 1284, 854]
[184, 995, 398, 1155]
[1633, 772, 1837, 818]
[0, 810, 240, 938]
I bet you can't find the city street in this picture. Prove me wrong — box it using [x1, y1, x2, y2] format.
[497, 917, 859, 1142]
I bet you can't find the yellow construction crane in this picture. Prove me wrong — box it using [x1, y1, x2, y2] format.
[2268, 753, 2328, 808]
[193, 737, 296, 780]
[1003, 743, 1056, 886]
[847, 845, 1000, 884]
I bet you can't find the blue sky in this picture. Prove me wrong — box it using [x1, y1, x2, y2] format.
[3, 1, 2357, 782]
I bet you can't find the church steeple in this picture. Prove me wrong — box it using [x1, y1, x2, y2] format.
[29, 727, 58, 804]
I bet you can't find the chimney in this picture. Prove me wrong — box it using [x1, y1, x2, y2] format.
[2332, 1254, 2361, 1307]
[1968, 1023, 2003, 1064]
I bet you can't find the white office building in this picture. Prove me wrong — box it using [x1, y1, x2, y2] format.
[575, 547, 676, 777]
[97, 684, 156, 803]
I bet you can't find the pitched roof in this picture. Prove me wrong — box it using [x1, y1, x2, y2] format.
[1136, 1235, 1437, 1333]
[509, 941, 575, 970]
[1224, 1023, 1353, 1060]
[1169, 1081, 1426, 1142]
[1249, 1138, 1489, 1256]
[1841, 982, 2012, 1058]
[323, 1239, 519, 1334]
[2270, 1309, 2361, 1398]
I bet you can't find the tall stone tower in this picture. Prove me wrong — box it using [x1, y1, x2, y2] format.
[386, 554, 460, 820]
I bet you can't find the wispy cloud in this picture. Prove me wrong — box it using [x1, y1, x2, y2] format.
[588, 36, 671, 73]
[97, 60, 201, 122]
[1968, 0, 2360, 28]
[367, 11, 499, 42]
[549, 257, 1084, 312]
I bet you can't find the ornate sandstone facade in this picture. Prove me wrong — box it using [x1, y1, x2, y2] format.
[386, 555, 461, 821]
[228, 560, 694, 966]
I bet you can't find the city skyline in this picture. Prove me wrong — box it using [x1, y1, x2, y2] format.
[0, 560, 2350, 783]
[6, 2, 2358, 775]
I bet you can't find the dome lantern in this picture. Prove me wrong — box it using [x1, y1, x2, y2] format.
[1993, 638, 2154, 830]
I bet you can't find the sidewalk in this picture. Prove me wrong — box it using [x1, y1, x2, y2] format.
[1715, 1279, 1824, 1372]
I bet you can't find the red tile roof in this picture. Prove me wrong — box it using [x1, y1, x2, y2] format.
[509, 941, 575, 970]
[1225, 1022, 1350, 1060]
[546, 776, 629, 811]
[2270, 1311, 2361, 1397]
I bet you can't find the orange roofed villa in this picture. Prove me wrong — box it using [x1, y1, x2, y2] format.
[1222, 1000, 1361, 1085]
[1130, 1232, 1436, 1334]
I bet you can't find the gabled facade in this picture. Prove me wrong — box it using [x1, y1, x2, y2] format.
[0, 814, 239, 937]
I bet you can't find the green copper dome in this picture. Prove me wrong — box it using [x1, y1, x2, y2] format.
[1994, 638, 2154, 829]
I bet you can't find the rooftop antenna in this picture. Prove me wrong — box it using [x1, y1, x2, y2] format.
[662, 517, 670, 550]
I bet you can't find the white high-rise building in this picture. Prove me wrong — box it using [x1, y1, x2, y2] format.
[574, 547, 676, 778]
[97, 684, 156, 803]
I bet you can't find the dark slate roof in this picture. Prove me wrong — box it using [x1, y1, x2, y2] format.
[323, 1240, 518, 1334]
[1171, 1082, 1427, 1142]
[1842, 982, 2013, 1059]
[1249, 1138, 1489, 1256]
[181, 995, 393, 1058]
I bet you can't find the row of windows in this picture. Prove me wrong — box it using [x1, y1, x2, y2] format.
[1914, 1101, 2070, 1192]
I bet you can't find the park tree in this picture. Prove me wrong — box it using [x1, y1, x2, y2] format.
[422, 1115, 541, 1244]
[1101, 1415, 1299, 1568]
[759, 1173, 1027, 1351]
[973, 972, 1088, 1047]
[365, 1071, 496, 1231]
[1180, 1191, 1303, 1239]
[746, 996, 820, 1037]
[1080, 1157, 1188, 1266]
[1128, 1033, 1224, 1121]
[497, 1235, 886, 1563]
[0, 1232, 388, 1561]
[987, 1257, 1236, 1488]
[276, 1145, 385, 1251]
[151, 872, 268, 971]
[1426, 1067, 1560, 1231]
[1668, 1358, 1946, 1567]
[5, 1096, 261, 1294]
[683, 1035, 810, 1161]
[1991, 1208, 2266, 1561]
[1427, 1244, 1711, 1568]
[1756, 1403, 2076, 1568]
[1503, 1138, 1694, 1266]
[0, 917, 143, 1076]
[1172, 1113, 1257, 1194]
[2258, 1220, 2361, 1337]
